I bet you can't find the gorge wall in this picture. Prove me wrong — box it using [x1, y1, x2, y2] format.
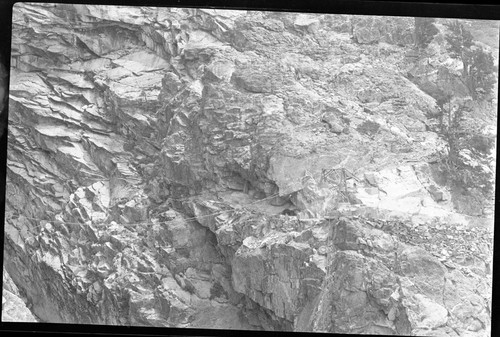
[2, 3, 496, 336]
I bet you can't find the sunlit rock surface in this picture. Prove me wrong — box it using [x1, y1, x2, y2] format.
[3, 3, 495, 335]
[2, 268, 38, 322]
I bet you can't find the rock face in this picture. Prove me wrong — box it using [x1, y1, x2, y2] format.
[2, 268, 38, 322]
[303, 218, 491, 336]
[3, 3, 495, 336]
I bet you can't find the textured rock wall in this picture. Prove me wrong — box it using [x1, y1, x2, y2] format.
[3, 3, 495, 335]
[304, 217, 491, 336]
[2, 268, 38, 322]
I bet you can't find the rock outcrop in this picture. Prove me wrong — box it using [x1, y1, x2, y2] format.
[2, 268, 38, 322]
[3, 3, 495, 336]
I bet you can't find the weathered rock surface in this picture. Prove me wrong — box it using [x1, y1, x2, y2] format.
[302, 217, 491, 336]
[2, 268, 38, 322]
[3, 3, 495, 336]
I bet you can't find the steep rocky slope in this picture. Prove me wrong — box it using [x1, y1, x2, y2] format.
[3, 3, 496, 336]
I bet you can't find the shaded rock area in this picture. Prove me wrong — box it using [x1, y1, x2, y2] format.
[3, 3, 495, 336]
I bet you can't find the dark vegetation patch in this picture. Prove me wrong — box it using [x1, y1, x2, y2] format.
[469, 134, 495, 154]
[209, 282, 228, 300]
[356, 120, 380, 136]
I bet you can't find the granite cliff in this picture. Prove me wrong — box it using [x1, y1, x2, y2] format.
[2, 3, 497, 336]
